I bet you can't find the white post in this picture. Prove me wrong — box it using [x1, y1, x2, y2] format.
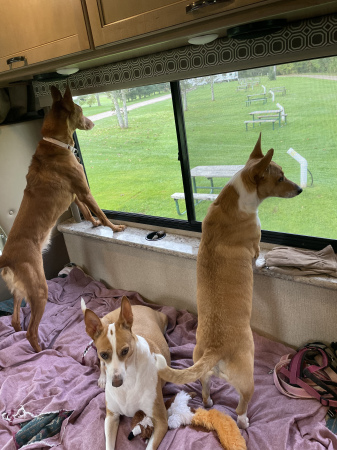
[276, 103, 285, 122]
[262, 85, 266, 93]
[287, 148, 307, 188]
[269, 89, 275, 102]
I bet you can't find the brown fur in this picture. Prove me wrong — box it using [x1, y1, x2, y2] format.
[157, 134, 302, 428]
[0, 86, 125, 352]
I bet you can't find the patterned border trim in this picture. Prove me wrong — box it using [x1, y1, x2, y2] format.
[33, 14, 337, 102]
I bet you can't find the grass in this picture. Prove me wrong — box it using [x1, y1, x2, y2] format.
[77, 75, 337, 240]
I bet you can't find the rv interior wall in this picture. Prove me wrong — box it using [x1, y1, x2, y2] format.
[62, 233, 337, 348]
[0, 120, 70, 301]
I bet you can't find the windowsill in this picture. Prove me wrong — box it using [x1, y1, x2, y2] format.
[58, 218, 337, 291]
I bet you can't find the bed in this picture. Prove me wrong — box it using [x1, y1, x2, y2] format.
[0, 267, 336, 449]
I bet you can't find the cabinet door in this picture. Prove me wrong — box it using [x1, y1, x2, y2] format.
[86, 0, 268, 47]
[0, 0, 90, 73]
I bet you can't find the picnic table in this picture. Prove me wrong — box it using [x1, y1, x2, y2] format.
[171, 165, 244, 215]
[246, 93, 267, 106]
[270, 86, 286, 95]
[245, 108, 287, 130]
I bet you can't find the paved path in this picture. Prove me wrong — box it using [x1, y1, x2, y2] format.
[87, 94, 172, 121]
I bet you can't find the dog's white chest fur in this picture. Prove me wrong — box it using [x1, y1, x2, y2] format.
[105, 335, 159, 418]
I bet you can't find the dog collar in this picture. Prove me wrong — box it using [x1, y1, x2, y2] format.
[43, 137, 77, 153]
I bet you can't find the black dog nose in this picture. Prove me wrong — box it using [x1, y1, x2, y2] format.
[297, 187, 303, 195]
[112, 377, 123, 387]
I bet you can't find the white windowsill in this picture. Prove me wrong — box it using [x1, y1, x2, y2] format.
[58, 218, 337, 291]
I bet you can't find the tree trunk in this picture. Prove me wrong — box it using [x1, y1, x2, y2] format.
[121, 90, 128, 128]
[182, 90, 188, 111]
[211, 79, 215, 101]
[112, 91, 125, 128]
[95, 93, 101, 106]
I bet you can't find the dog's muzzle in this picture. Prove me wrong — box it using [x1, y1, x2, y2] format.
[112, 376, 123, 388]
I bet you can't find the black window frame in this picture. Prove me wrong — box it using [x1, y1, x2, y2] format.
[74, 80, 337, 253]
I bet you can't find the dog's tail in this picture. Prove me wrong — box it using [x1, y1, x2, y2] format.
[155, 350, 219, 385]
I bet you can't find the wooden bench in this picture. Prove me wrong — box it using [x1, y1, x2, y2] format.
[171, 192, 218, 215]
[244, 119, 277, 131]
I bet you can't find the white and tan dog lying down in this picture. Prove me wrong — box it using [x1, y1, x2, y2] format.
[156, 134, 302, 429]
[82, 296, 170, 450]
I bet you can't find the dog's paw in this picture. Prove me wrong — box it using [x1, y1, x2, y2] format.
[237, 413, 249, 429]
[154, 353, 167, 371]
[98, 374, 106, 389]
[116, 224, 126, 232]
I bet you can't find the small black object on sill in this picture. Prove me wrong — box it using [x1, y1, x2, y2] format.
[146, 230, 166, 241]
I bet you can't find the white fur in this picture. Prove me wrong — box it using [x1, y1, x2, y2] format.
[167, 391, 194, 429]
[237, 412, 249, 429]
[80, 297, 86, 313]
[106, 323, 127, 382]
[231, 172, 261, 215]
[154, 353, 167, 371]
[105, 335, 159, 418]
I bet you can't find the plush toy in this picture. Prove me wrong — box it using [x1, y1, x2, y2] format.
[191, 408, 247, 450]
[128, 391, 196, 441]
[129, 392, 246, 450]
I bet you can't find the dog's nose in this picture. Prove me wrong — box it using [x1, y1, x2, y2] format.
[112, 377, 123, 388]
[297, 186, 303, 195]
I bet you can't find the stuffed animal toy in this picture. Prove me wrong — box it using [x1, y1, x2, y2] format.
[128, 391, 196, 441]
[191, 408, 247, 450]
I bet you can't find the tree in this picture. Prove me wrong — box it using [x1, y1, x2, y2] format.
[105, 90, 129, 129]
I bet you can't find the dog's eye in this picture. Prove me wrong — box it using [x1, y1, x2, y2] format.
[121, 348, 129, 357]
[278, 177, 284, 182]
[100, 352, 109, 360]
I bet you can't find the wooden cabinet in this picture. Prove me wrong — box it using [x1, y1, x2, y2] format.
[85, 0, 266, 47]
[0, 0, 90, 73]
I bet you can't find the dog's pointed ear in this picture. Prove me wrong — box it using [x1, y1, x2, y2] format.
[50, 86, 62, 103]
[251, 148, 274, 178]
[118, 296, 133, 330]
[62, 85, 75, 111]
[249, 133, 263, 160]
[84, 309, 103, 340]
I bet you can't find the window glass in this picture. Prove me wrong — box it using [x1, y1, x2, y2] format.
[182, 60, 337, 240]
[76, 84, 186, 219]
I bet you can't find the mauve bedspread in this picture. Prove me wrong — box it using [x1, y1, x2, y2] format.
[0, 267, 336, 449]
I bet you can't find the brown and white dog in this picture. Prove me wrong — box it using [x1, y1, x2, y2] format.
[156, 134, 302, 429]
[82, 296, 170, 450]
[0, 86, 125, 352]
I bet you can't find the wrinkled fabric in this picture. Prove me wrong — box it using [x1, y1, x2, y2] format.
[261, 245, 337, 277]
[0, 267, 336, 449]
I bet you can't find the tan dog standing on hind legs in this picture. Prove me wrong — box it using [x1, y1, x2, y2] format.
[156, 134, 302, 429]
[0, 85, 125, 352]
[82, 296, 170, 450]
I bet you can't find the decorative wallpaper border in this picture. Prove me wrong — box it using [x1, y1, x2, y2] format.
[33, 13, 337, 104]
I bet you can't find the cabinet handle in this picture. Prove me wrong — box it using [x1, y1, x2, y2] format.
[186, 0, 233, 14]
[7, 56, 27, 69]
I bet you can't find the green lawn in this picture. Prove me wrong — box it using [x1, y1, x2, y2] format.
[77, 75, 337, 240]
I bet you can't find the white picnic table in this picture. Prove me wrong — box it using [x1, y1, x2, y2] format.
[171, 165, 244, 215]
[191, 165, 244, 193]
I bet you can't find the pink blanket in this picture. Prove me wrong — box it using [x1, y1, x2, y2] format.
[0, 267, 336, 449]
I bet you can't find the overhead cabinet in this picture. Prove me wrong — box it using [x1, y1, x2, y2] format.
[85, 0, 268, 46]
[0, 0, 90, 73]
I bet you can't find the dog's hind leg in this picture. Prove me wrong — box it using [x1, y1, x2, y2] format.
[222, 358, 254, 429]
[146, 386, 168, 450]
[25, 266, 48, 352]
[12, 293, 23, 332]
[193, 345, 214, 407]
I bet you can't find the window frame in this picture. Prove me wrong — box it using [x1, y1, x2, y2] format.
[74, 79, 337, 253]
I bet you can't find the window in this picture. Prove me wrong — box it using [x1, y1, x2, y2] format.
[76, 57, 337, 250]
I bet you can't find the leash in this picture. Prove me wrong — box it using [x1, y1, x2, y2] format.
[81, 340, 96, 365]
[43, 137, 77, 154]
